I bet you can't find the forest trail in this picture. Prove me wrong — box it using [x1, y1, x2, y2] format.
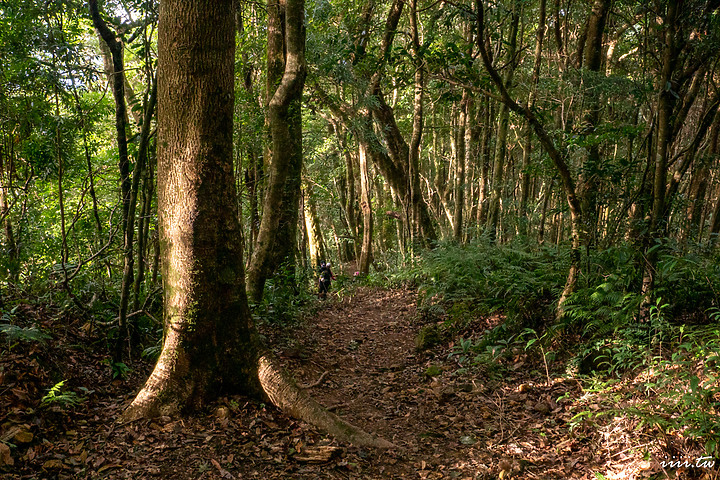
[278, 287, 590, 479]
[277, 287, 670, 480]
[2, 287, 673, 479]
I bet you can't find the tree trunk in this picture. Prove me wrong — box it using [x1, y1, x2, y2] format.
[577, 0, 612, 249]
[0, 147, 17, 281]
[358, 141, 373, 275]
[519, 0, 546, 234]
[89, 0, 135, 360]
[640, 1, 679, 310]
[122, 0, 263, 421]
[453, 93, 468, 242]
[246, 0, 306, 303]
[476, 97, 491, 228]
[303, 182, 326, 267]
[334, 123, 360, 261]
[131, 80, 158, 317]
[485, 0, 520, 242]
[409, 0, 425, 248]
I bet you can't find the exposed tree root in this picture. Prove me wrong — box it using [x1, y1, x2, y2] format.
[258, 354, 396, 449]
[298, 370, 329, 389]
[120, 352, 395, 450]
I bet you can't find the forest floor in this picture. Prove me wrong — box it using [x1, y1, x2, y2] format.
[1, 286, 715, 479]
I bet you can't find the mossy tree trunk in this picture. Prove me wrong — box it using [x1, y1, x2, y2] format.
[122, 0, 263, 421]
[246, 0, 306, 304]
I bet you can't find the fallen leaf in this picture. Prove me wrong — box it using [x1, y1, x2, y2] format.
[14, 429, 33, 443]
[211, 458, 235, 479]
[0, 442, 13, 466]
[42, 459, 64, 470]
[98, 463, 122, 472]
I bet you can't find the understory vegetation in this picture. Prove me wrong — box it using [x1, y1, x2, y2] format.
[381, 238, 720, 459]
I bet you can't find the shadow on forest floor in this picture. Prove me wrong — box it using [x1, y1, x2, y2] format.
[1, 287, 713, 479]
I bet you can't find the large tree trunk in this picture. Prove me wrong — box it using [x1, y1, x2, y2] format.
[246, 0, 306, 303]
[122, 1, 391, 450]
[122, 0, 263, 420]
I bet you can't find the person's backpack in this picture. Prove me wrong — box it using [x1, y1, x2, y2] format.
[320, 265, 331, 282]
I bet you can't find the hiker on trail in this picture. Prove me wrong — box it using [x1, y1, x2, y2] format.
[318, 262, 336, 299]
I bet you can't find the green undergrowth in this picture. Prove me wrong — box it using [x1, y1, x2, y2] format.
[252, 262, 365, 328]
[252, 264, 321, 327]
[396, 238, 720, 361]
[571, 320, 720, 458]
[385, 237, 720, 456]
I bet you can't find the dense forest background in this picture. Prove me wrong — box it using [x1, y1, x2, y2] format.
[2, 0, 720, 478]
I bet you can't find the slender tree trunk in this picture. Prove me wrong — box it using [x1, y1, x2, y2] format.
[486, 0, 520, 242]
[90, 0, 136, 359]
[477, 97, 491, 228]
[303, 182, 326, 267]
[130, 80, 158, 317]
[577, 0, 612, 249]
[54, 87, 68, 267]
[358, 141, 373, 274]
[334, 123, 360, 260]
[519, 0, 546, 234]
[246, 0, 306, 303]
[0, 147, 18, 280]
[538, 178, 555, 244]
[640, 1, 679, 310]
[453, 93, 468, 242]
[409, 0, 425, 248]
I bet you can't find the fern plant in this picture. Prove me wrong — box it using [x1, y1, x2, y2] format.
[40, 380, 85, 409]
[0, 313, 52, 349]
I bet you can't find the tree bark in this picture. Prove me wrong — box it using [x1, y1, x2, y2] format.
[246, 0, 306, 303]
[122, 0, 263, 420]
[358, 141, 373, 275]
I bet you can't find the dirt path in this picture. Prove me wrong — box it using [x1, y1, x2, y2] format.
[279, 287, 585, 479]
[284, 287, 425, 447]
